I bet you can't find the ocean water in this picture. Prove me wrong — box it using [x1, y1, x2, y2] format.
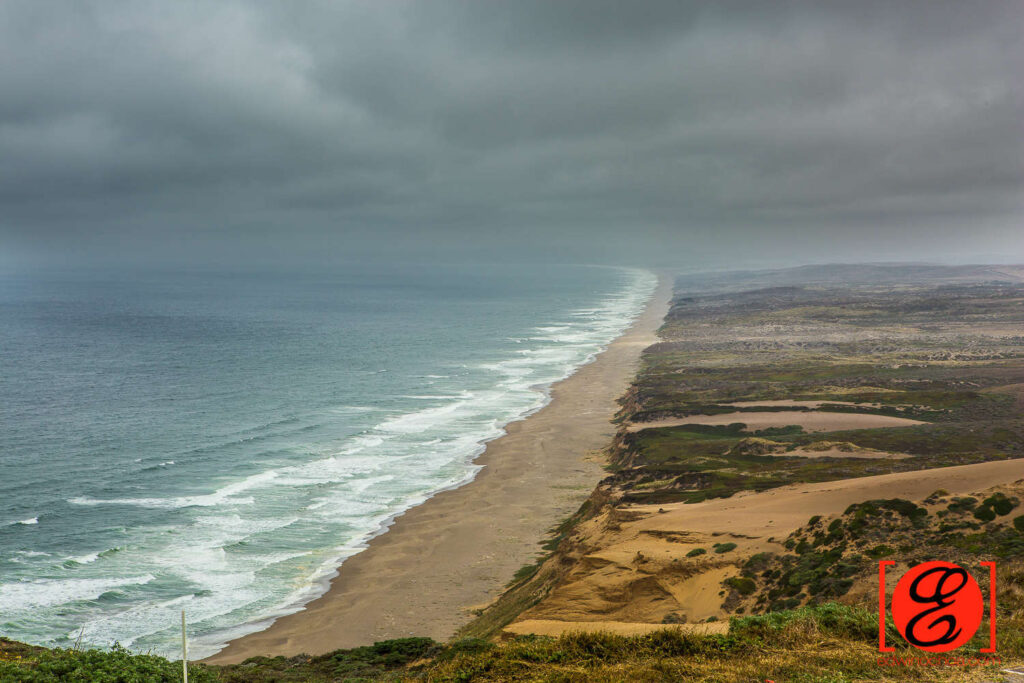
[0, 261, 656, 658]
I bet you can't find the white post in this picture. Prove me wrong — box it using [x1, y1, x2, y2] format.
[181, 610, 188, 683]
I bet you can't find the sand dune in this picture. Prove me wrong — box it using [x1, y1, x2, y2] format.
[510, 458, 1024, 632]
[631, 458, 1024, 538]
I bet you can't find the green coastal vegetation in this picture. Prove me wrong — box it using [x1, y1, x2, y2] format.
[456, 268, 1024, 680]
[4, 266, 1024, 681]
[612, 279, 1024, 506]
[4, 603, 992, 682]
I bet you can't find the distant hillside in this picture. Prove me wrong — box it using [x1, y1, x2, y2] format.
[674, 262, 1024, 293]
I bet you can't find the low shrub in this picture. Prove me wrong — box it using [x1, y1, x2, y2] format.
[0, 643, 220, 683]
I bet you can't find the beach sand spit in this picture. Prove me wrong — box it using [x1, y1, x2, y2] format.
[203, 275, 673, 663]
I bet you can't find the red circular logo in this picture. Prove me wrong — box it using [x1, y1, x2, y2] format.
[891, 561, 983, 652]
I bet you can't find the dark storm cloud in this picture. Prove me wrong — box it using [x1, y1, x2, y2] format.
[1, 0, 1022, 266]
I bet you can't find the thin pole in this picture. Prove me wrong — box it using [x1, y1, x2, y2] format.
[181, 610, 188, 683]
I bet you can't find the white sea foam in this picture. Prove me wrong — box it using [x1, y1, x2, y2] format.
[0, 575, 155, 612]
[326, 405, 375, 414]
[185, 267, 657, 657]
[5, 267, 658, 659]
[66, 552, 101, 565]
[70, 470, 279, 509]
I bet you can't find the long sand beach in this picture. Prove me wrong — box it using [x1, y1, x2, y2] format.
[204, 275, 672, 662]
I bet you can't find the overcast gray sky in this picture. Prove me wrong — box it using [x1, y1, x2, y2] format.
[2, 1, 1022, 268]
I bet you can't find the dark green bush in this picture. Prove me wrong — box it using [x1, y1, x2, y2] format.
[0, 644, 219, 683]
[743, 552, 773, 574]
[725, 577, 757, 595]
[974, 506, 997, 522]
[436, 637, 493, 661]
[984, 493, 1018, 516]
[948, 496, 978, 513]
[328, 636, 440, 677]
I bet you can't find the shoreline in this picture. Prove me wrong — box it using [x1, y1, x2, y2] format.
[204, 273, 672, 663]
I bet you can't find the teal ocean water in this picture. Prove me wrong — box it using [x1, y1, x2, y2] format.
[0, 261, 655, 658]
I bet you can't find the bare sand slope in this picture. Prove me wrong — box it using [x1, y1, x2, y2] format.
[204, 275, 673, 663]
[512, 458, 1024, 631]
[631, 458, 1024, 539]
[627, 411, 925, 433]
[784, 445, 910, 459]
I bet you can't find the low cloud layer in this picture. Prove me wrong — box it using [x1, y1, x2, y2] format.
[2, 1, 1022, 267]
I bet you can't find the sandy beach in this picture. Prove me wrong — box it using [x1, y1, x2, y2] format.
[205, 274, 672, 663]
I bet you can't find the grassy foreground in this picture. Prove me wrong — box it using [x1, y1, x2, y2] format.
[0, 604, 1010, 682]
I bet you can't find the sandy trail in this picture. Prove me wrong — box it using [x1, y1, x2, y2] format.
[204, 275, 673, 663]
[627, 411, 925, 433]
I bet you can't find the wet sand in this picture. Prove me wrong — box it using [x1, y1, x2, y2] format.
[205, 275, 672, 663]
